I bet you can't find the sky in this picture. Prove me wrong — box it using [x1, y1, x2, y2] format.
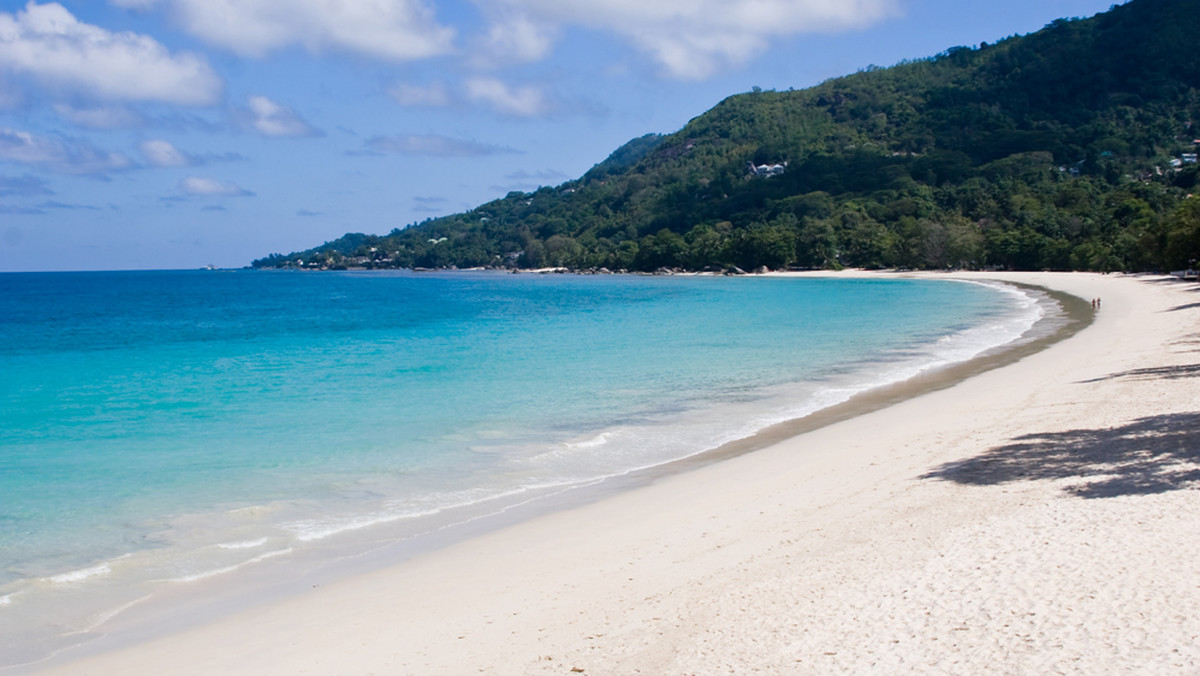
[0, 0, 1123, 272]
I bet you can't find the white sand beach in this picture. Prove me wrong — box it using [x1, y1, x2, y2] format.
[25, 271, 1200, 675]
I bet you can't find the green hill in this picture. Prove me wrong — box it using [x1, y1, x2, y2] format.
[255, 0, 1200, 273]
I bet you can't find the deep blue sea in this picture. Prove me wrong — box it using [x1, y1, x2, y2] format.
[0, 269, 1044, 665]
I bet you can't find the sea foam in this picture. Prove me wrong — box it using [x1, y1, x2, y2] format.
[46, 563, 112, 585]
[215, 538, 269, 550]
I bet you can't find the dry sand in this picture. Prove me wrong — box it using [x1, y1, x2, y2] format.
[25, 271, 1200, 675]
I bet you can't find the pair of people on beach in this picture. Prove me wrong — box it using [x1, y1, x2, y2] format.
[1091, 298, 1102, 310]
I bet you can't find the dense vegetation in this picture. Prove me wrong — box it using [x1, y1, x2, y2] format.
[255, 0, 1200, 273]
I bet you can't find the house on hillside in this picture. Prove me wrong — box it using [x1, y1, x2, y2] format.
[748, 161, 788, 177]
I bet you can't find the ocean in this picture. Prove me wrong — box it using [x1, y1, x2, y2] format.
[0, 269, 1045, 666]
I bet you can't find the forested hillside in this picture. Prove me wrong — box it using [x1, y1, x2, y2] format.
[255, 0, 1200, 273]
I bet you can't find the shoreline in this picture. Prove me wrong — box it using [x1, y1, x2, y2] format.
[0, 272, 1044, 671]
[18, 271, 1200, 674]
[2, 273, 1053, 671]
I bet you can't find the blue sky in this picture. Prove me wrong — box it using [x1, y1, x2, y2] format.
[0, 0, 1121, 271]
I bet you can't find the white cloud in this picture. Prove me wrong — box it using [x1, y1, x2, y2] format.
[0, 2, 222, 105]
[477, 15, 556, 65]
[243, 96, 319, 137]
[164, 0, 455, 61]
[365, 134, 518, 157]
[179, 176, 252, 196]
[0, 127, 132, 176]
[464, 77, 548, 117]
[388, 81, 452, 108]
[389, 78, 553, 117]
[488, 0, 902, 78]
[140, 139, 194, 167]
[141, 140, 242, 166]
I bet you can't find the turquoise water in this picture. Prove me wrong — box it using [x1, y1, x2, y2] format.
[0, 270, 1042, 665]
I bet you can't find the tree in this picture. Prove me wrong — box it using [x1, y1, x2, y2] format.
[1164, 198, 1200, 270]
[634, 229, 688, 270]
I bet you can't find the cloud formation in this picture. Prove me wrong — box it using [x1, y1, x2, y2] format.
[0, 127, 132, 176]
[390, 78, 552, 117]
[102, 0, 897, 86]
[242, 96, 320, 137]
[476, 15, 556, 65]
[155, 0, 455, 61]
[464, 77, 548, 117]
[104, 0, 894, 81]
[365, 133, 518, 157]
[0, 2, 222, 104]
[140, 139, 195, 167]
[490, 0, 901, 78]
[179, 175, 253, 196]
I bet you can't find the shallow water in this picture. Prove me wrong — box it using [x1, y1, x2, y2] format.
[0, 269, 1040, 666]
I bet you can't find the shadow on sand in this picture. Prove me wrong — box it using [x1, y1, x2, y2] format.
[1079, 363, 1200, 383]
[1137, 275, 1200, 290]
[1166, 301, 1200, 312]
[922, 412, 1200, 499]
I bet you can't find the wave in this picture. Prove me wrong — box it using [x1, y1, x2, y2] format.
[166, 548, 294, 583]
[45, 563, 113, 585]
[562, 432, 611, 449]
[66, 594, 154, 636]
[215, 538, 269, 550]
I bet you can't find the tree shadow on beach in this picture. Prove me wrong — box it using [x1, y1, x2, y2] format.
[922, 413, 1200, 499]
[1166, 301, 1200, 312]
[1136, 277, 1200, 297]
[1138, 275, 1199, 287]
[1079, 363, 1200, 383]
[1174, 337, 1200, 353]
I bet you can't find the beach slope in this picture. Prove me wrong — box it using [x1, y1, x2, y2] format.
[27, 272, 1200, 674]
